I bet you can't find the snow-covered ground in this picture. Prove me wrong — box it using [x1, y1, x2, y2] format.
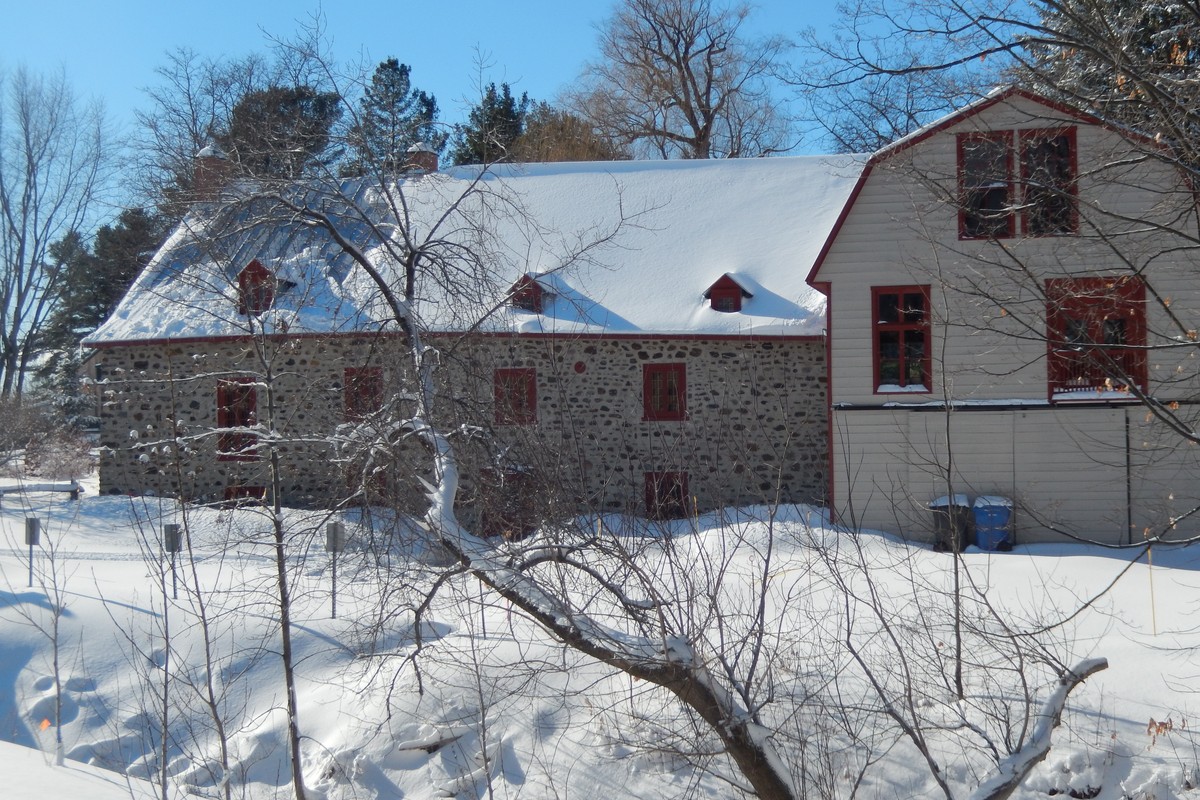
[1, 473, 1198, 800]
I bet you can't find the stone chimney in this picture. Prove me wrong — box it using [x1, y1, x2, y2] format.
[193, 143, 234, 200]
[405, 143, 439, 173]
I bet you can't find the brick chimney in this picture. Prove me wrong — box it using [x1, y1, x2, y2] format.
[405, 143, 439, 173]
[193, 143, 234, 200]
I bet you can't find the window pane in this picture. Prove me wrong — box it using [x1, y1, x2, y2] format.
[1103, 318, 1127, 346]
[1065, 318, 1089, 346]
[904, 330, 926, 385]
[961, 136, 1011, 237]
[902, 292, 926, 324]
[1024, 133, 1074, 234]
[879, 331, 900, 383]
[878, 293, 900, 324]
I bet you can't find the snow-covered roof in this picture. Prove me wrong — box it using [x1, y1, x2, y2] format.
[88, 155, 866, 345]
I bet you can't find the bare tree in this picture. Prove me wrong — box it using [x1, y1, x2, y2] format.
[570, 0, 793, 159]
[0, 67, 109, 397]
[132, 42, 339, 219]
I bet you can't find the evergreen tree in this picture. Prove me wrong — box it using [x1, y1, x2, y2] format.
[345, 59, 444, 175]
[216, 85, 343, 178]
[448, 83, 531, 165]
[1022, 0, 1200, 160]
[35, 232, 96, 427]
[38, 209, 164, 427]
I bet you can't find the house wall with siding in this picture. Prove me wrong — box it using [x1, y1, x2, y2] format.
[833, 405, 1200, 543]
[818, 93, 1200, 543]
[90, 332, 828, 518]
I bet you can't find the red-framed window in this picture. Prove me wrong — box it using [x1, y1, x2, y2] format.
[704, 274, 751, 313]
[1021, 128, 1078, 236]
[344, 367, 384, 420]
[958, 132, 1015, 239]
[643, 363, 686, 421]
[509, 275, 545, 313]
[237, 259, 275, 315]
[223, 485, 265, 504]
[958, 128, 1078, 239]
[481, 469, 537, 539]
[1046, 276, 1146, 396]
[217, 378, 258, 461]
[645, 471, 690, 519]
[873, 286, 931, 392]
[494, 367, 537, 425]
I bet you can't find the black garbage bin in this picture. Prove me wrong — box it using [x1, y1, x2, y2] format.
[973, 496, 1014, 551]
[929, 494, 970, 552]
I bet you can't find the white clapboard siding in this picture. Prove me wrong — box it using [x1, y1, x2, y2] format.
[820, 90, 1200, 543]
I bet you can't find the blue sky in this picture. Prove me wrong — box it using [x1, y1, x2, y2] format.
[0, 1, 838, 140]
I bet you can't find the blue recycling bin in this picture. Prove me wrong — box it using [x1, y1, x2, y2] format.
[973, 496, 1013, 551]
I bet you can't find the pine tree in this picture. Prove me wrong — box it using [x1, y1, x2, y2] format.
[35, 232, 96, 427]
[448, 83, 531, 165]
[1021, 1, 1200, 162]
[38, 209, 164, 427]
[345, 59, 443, 175]
[216, 85, 343, 178]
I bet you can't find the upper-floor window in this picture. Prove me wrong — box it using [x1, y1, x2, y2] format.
[344, 367, 384, 420]
[508, 275, 546, 313]
[494, 367, 537, 425]
[1021, 129, 1077, 235]
[217, 378, 258, 460]
[703, 274, 752, 313]
[643, 363, 686, 420]
[1046, 276, 1146, 397]
[237, 259, 275, 315]
[959, 133, 1014, 239]
[958, 128, 1077, 239]
[873, 286, 930, 392]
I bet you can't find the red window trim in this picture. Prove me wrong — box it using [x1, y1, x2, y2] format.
[958, 128, 1079, 240]
[344, 366, 384, 421]
[224, 485, 265, 504]
[237, 259, 275, 316]
[958, 131, 1015, 240]
[1045, 276, 1146, 397]
[704, 274, 750, 313]
[1019, 127, 1079, 237]
[644, 471, 690, 520]
[494, 367, 537, 425]
[509, 275, 545, 313]
[217, 377, 258, 461]
[481, 469, 537, 539]
[643, 363, 686, 421]
[872, 285, 931, 393]
[709, 288, 742, 312]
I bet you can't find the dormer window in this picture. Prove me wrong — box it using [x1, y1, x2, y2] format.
[703, 274, 752, 313]
[237, 259, 275, 316]
[509, 274, 547, 313]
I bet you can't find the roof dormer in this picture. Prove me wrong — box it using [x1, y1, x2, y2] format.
[237, 259, 275, 316]
[703, 274, 753, 313]
[509, 274, 549, 313]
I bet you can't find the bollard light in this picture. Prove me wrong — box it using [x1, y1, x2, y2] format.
[326, 521, 346, 619]
[163, 523, 182, 600]
[326, 521, 345, 553]
[163, 523, 182, 553]
[25, 517, 40, 546]
[25, 517, 40, 588]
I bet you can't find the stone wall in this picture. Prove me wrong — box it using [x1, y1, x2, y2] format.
[91, 331, 828, 517]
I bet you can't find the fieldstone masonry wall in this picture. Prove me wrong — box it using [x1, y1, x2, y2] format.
[91, 332, 828, 516]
